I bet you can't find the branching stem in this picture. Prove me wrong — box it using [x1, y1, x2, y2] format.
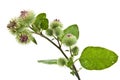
[38, 32, 81, 80]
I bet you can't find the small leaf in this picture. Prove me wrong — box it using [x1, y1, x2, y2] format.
[40, 19, 49, 30]
[31, 24, 40, 33]
[70, 71, 75, 76]
[38, 59, 57, 65]
[66, 57, 74, 67]
[31, 36, 37, 44]
[36, 13, 46, 20]
[33, 13, 46, 29]
[79, 46, 118, 70]
[72, 46, 79, 56]
[64, 24, 79, 39]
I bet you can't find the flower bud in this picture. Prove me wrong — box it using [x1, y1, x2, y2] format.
[57, 58, 66, 66]
[62, 34, 77, 46]
[53, 27, 63, 37]
[50, 19, 62, 29]
[46, 28, 53, 36]
[72, 46, 79, 56]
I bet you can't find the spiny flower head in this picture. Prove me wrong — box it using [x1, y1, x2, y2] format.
[16, 30, 32, 44]
[20, 35, 28, 43]
[53, 27, 63, 37]
[19, 10, 35, 25]
[20, 10, 28, 18]
[7, 19, 20, 34]
[62, 33, 77, 46]
[57, 58, 67, 66]
[7, 20, 16, 29]
[46, 28, 53, 36]
[50, 19, 63, 29]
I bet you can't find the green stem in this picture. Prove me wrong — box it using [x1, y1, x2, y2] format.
[74, 58, 79, 63]
[40, 32, 68, 59]
[69, 46, 73, 57]
[39, 32, 81, 80]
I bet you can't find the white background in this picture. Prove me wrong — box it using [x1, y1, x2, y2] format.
[0, 0, 120, 80]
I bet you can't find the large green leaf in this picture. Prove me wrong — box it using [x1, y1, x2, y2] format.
[38, 59, 57, 64]
[79, 46, 118, 70]
[64, 24, 79, 39]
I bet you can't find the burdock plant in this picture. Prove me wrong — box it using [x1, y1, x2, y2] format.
[7, 10, 118, 80]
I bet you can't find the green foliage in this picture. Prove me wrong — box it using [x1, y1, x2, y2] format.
[36, 13, 46, 19]
[70, 71, 75, 76]
[31, 24, 40, 33]
[64, 24, 79, 39]
[72, 46, 79, 56]
[40, 19, 49, 30]
[38, 58, 67, 66]
[79, 46, 118, 70]
[7, 10, 119, 80]
[31, 36, 37, 44]
[33, 13, 48, 30]
[38, 59, 57, 64]
[66, 57, 74, 68]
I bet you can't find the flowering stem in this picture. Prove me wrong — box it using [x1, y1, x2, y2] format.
[38, 32, 81, 80]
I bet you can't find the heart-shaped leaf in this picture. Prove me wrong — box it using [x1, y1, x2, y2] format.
[79, 46, 118, 70]
[64, 24, 79, 39]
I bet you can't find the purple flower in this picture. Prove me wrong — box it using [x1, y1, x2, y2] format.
[19, 35, 28, 43]
[7, 21, 16, 29]
[20, 10, 28, 18]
